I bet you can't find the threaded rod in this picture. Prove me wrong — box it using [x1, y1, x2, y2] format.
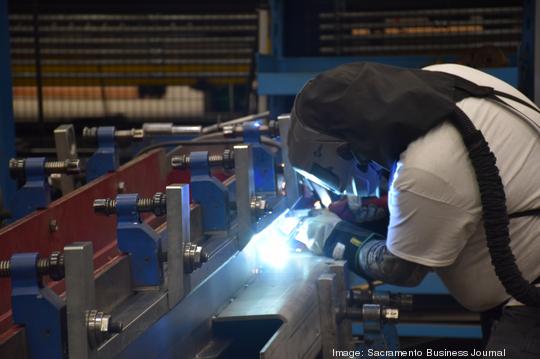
[93, 193, 167, 216]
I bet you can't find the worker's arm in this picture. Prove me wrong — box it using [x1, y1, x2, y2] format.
[324, 194, 429, 286]
[355, 239, 430, 287]
[350, 175, 477, 286]
[301, 168, 477, 286]
[297, 210, 430, 287]
[318, 219, 430, 287]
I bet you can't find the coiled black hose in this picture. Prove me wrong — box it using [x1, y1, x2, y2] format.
[450, 107, 540, 306]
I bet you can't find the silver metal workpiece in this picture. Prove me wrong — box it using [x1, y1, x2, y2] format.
[233, 144, 255, 248]
[65, 242, 97, 359]
[166, 184, 190, 308]
[329, 261, 353, 351]
[317, 272, 339, 359]
[277, 114, 300, 207]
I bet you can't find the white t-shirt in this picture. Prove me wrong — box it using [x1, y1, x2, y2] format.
[386, 64, 540, 312]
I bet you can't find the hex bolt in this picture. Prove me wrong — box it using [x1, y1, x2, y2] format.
[82, 126, 98, 141]
[250, 196, 271, 219]
[115, 128, 144, 142]
[117, 181, 126, 194]
[267, 120, 280, 137]
[183, 243, 209, 273]
[349, 290, 413, 311]
[382, 308, 400, 322]
[9, 158, 82, 180]
[85, 309, 123, 349]
[0, 251, 65, 281]
[49, 219, 59, 233]
[170, 149, 234, 170]
[93, 192, 167, 216]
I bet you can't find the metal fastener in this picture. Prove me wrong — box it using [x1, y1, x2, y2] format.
[93, 192, 167, 216]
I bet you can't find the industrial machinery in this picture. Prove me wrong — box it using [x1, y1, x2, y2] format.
[0, 113, 480, 358]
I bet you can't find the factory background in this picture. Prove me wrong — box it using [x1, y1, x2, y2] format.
[0, 0, 537, 358]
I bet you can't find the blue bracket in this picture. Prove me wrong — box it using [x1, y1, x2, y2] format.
[356, 304, 399, 355]
[116, 194, 163, 287]
[10, 253, 66, 359]
[11, 157, 50, 220]
[190, 151, 230, 232]
[86, 126, 118, 182]
[242, 122, 276, 195]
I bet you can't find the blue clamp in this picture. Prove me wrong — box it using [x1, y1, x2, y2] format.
[116, 194, 163, 287]
[190, 151, 230, 232]
[11, 157, 50, 220]
[242, 122, 276, 195]
[10, 253, 66, 359]
[86, 126, 118, 182]
[358, 304, 399, 354]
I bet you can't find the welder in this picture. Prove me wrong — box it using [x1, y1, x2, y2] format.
[289, 62, 540, 357]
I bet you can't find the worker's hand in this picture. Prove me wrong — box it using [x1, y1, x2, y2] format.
[294, 209, 342, 256]
[329, 195, 388, 224]
[294, 209, 384, 265]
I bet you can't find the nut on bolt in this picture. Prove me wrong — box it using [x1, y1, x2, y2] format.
[9, 158, 82, 180]
[250, 196, 270, 219]
[382, 308, 399, 322]
[183, 243, 208, 273]
[0, 251, 64, 281]
[93, 193, 167, 217]
[170, 150, 235, 170]
[85, 309, 123, 349]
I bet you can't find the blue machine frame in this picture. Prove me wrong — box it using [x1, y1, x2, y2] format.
[242, 122, 277, 195]
[11, 157, 51, 220]
[86, 126, 119, 182]
[116, 194, 163, 287]
[190, 151, 231, 232]
[10, 253, 65, 359]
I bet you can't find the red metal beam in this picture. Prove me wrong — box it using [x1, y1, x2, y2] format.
[0, 149, 175, 334]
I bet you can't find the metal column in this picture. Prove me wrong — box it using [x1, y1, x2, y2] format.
[0, 0, 15, 213]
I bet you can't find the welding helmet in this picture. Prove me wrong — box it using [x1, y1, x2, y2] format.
[288, 110, 381, 197]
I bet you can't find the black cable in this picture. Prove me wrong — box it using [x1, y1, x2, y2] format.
[135, 139, 242, 157]
[451, 107, 540, 307]
[135, 137, 281, 157]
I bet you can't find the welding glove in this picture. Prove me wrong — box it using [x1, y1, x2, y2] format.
[295, 209, 384, 269]
[329, 195, 388, 224]
[295, 209, 342, 255]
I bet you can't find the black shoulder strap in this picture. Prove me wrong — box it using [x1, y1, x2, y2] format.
[453, 75, 540, 113]
[509, 208, 540, 219]
[452, 75, 540, 219]
[491, 89, 540, 114]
